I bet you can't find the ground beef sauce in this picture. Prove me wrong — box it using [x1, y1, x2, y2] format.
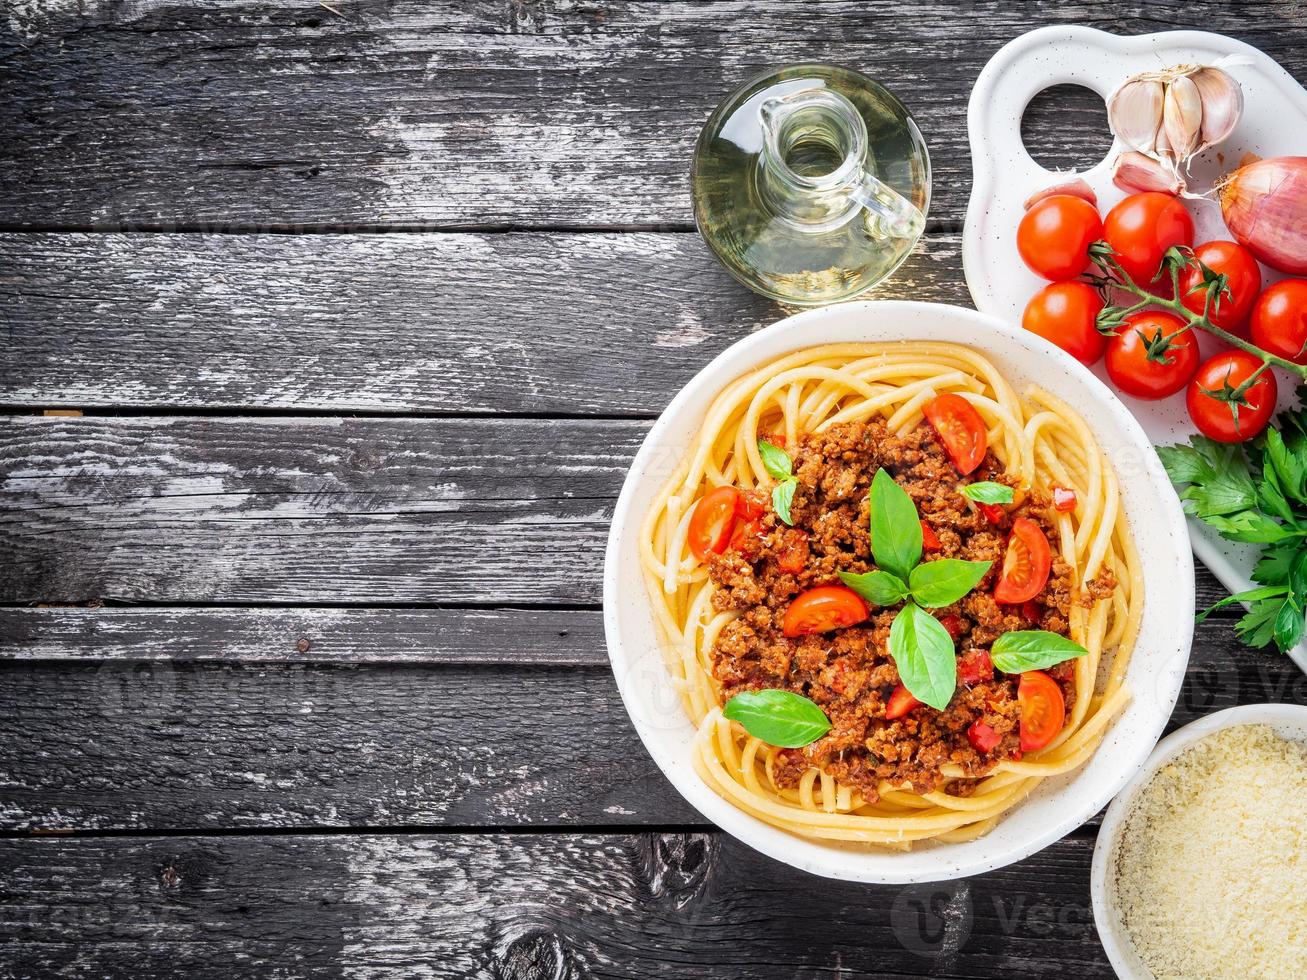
[708, 419, 1114, 802]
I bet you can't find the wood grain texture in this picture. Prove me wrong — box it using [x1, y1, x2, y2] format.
[3, 1, 1304, 228]
[0, 831, 1112, 980]
[0, 615, 1300, 832]
[0, 230, 961, 414]
[0, 413, 1239, 606]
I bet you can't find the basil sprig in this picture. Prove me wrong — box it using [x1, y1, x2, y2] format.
[838, 469, 993, 710]
[758, 439, 798, 526]
[961, 481, 1015, 505]
[722, 689, 831, 747]
[990, 630, 1089, 673]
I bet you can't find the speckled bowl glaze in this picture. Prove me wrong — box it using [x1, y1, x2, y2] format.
[603, 300, 1193, 883]
[1091, 702, 1307, 979]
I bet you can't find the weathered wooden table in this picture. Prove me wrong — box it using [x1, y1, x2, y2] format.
[3, 3, 1305, 977]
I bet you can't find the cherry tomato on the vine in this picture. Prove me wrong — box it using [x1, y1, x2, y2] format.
[1104, 311, 1200, 400]
[1021, 281, 1106, 366]
[1186, 350, 1278, 443]
[1250, 278, 1307, 365]
[1178, 240, 1262, 337]
[1017, 194, 1104, 281]
[1103, 192, 1194, 286]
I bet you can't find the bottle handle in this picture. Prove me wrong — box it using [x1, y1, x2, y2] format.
[851, 171, 926, 243]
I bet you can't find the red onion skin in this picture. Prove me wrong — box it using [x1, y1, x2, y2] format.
[1219, 156, 1307, 274]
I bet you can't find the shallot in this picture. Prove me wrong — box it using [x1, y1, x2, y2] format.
[1218, 156, 1307, 274]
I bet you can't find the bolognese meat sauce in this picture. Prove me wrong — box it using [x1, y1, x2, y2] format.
[707, 419, 1114, 802]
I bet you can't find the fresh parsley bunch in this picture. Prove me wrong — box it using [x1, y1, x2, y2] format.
[1158, 387, 1307, 653]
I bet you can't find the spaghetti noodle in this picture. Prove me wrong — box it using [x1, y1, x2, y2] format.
[639, 342, 1142, 847]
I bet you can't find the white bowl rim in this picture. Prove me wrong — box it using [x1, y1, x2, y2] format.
[603, 298, 1194, 883]
[1090, 701, 1307, 979]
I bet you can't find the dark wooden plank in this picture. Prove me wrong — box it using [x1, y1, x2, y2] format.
[3, 1, 1304, 228]
[0, 230, 964, 414]
[0, 830, 1113, 980]
[0, 607, 597, 665]
[0, 616, 1299, 831]
[0, 659, 696, 831]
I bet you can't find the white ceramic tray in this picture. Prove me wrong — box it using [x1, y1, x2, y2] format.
[963, 25, 1307, 672]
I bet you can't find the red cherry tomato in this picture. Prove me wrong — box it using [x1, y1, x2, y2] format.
[1021, 599, 1043, 623]
[923, 393, 988, 475]
[1250, 278, 1307, 365]
[993, 518, 1053, 604]
[920, 520, 942, 553]
[1104, 311, 1200, 400]
[776, 529, 809, 574]
[735, 490, 768, 521]
[1186, 350, 1278, 443]
[782, 586, 869, 638]
[1052, 487, 1077, 513]
[967, 718, 1002, 753]
[688, 486, 739, 561]
[938, 614, 967, 642]
[1021, 281, 1107, 366]
[885, 684, 922, 720]
[976, 502, 1005, 526]
[1018, 670, 1066, 752]
[1179, 240, 1261, 336]
[1017, 194, 1104, 281]
[1103, 192, 1194, 285]
[957, 648, 994, 685]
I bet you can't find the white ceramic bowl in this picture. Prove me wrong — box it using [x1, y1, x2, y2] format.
[603, 300, 1194, 883]
[1091, 702, 1307, 978]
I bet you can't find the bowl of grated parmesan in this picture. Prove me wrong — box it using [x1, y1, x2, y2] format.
[1092, 703, 1307, 980]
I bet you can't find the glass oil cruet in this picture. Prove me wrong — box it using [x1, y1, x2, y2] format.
[691, 64, 931, 305]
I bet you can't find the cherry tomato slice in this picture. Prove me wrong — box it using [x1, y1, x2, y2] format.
[923, 393, 988, 475]
[1185, 350, 1278, 444]
[957, 648, 993, 685]
[885, 683, 922, 720]
[1021, 600, 1043, 623]
[776, 529, 809, 574]
[1179, 240, 1262, 336]
[735, 490, 768, 521]
[1021, 281, 1107, 366]
[1018, 670, 1066, 752]
[977, 502, 1005, 525]
[782, 586, 869, 638]
[993, 518, 1053, 604]
[967, 718, 1002, 753]
[1103, 192, 1194, 285]
[688, 486, 739, 562]
[1017, 194, 1104, 281]
[1251, 278, 1307, 365]
[1051, 486, 1077, 512]
[728, 517, 761, 554]
[920, 520, 942, 552]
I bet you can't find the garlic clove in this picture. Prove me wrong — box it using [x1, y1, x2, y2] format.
[1163, 74, 1204, 161]
[1112, 151, 1186, 196]
[1107, 79, 1165, 155]
[1190, 66, 1243, 151]
[1023, 177, 1098, 211]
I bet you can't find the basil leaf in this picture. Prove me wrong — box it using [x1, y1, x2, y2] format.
[990, 630, 1089, 673]
[960, 481, 1014, 505]
[839, 569, 909, 607]
[888, 602, 956, 710]
[772, 477, 797, 526]
[757, 439, 793, 481]
[869, 468, 922, 581]
[722, 689, 830, 748]
[909, 559, 993, 608]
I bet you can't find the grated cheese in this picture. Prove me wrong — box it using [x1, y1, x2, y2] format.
[1112, 724, 1307, 980]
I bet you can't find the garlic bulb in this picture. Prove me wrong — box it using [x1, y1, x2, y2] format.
[1106, 63, 1243, 169]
